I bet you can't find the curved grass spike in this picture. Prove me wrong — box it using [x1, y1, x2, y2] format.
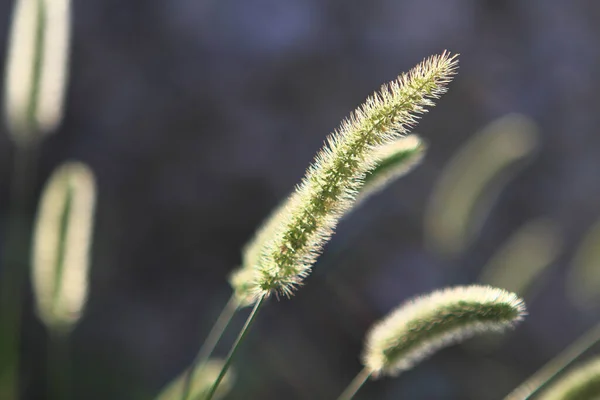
[424, 114, 539, 257]
[157, 359, 234, 400]
[32, 161, 96, 333]
[252, 52, 458, 299]
[4, 0, 71, 145]
[537, 358, 600, 400]
[337, 285, 526, 400]
[363, 285, 526, 377]
[566, 218, 600, 309]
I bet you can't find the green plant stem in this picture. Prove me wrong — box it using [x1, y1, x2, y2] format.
[48, 332, 70, 400]
[337, 367, 371, 400]
[503, 323, 600, 400]
[0, 143, 39, 399]
[180, 294, 239, 400]
[205, 295, 265, 400]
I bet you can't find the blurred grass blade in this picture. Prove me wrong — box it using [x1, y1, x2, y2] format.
[424, 114, 539, 257]
[4, 0, 71, 144]
[537, 357, 600, 400]
[157, 359, 234, 400]
[478, 218, 562, 296]
[32, 161, 95, 333]
[566, 218, 600, 309]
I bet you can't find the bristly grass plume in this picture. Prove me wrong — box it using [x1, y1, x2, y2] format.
[250, 52, 458, 300]
[363, 285, 526, 377]
[231, 135, 426, 308]
[537, 358, 600, 400]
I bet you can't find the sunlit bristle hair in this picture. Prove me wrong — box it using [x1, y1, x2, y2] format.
[156, 359, 234, 400]
[363, 285, 526, 377]
[251, 52, 458, 299]
[32, 161, 96, 333]
[4, 0, 71, 144]
[358, 134, 427, 202]
[537, 358, 600, 400]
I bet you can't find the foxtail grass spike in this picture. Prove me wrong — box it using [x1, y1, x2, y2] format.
[363, 285, 526, 377]
[566, 218, 600, 309]
[424, 114, 539, 257]
[32, 161, 96, 333]
[478, 218, 562, 295]
[537, 358, 600, 400]
[250, 52, 457, 299]
[4, 0, 71, 145]
[157, 359, 234, 400]
[358, 134, 427, 202]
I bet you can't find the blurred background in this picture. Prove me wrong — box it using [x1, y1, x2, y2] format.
[2, 0, 600, 399]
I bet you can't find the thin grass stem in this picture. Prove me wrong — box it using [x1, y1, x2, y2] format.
[504, 323, 600, 400]
[180, 294, 239, 400]
[48, 332, 70, 400]
[337, 367, 372, 400]
[0, 144, 39, 398]
[205, 295, 265, 400]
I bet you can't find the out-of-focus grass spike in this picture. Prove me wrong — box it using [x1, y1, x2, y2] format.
[157, 359, 234, 400]
[4, 0, 71, 145]
[338, 285, 526, 400]
[536, 358, 600, 400]
[358, 133, 427, 202]
[424, 114, 539, 257]
[566, 218, 600, 309]
[503, 323, 600, 400]
[478, 218, 562, 296]
[32, 161, 95, 333]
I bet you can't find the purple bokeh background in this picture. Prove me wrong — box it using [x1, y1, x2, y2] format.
[2, 0, 600, 399]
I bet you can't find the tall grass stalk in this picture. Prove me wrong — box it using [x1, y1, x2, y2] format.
[337, 368, 371, 400]
[504, 323, 600, 400]
[179, 295, 240, 400]
[205, 295, 265, 400]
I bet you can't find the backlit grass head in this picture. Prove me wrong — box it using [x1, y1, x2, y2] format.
[363, 285, 526, 377]
[32, 161, 96, 333]
[251, 52, 458, 300]
[538, 358, 600, 400]
[4, 0, 71, 144]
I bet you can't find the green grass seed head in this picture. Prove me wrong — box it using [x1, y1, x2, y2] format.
[252, 52, 458, 299]
[363, 285, 526, 377]
[32, 161, 96, 333]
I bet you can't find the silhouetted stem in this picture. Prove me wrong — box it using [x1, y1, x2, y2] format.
[205, 295, 265, 400]
[337, 367, 371, 400]
[0, 143, 39, 399]
[504, 323, 600, 400]
[180, 295, 239, 400]
[48, 332, 70, 400]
